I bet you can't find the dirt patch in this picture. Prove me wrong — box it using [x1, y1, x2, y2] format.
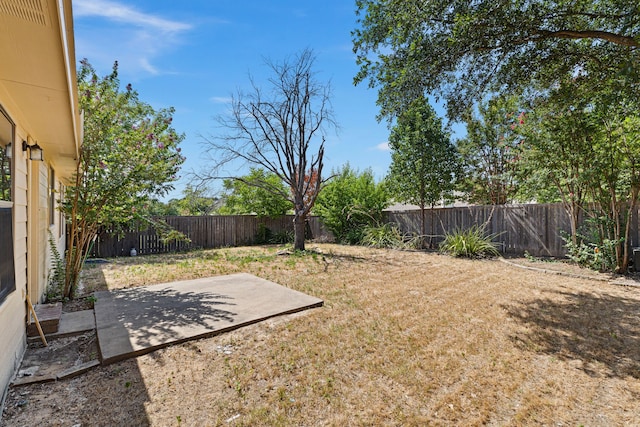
[61, 296, 95, 313]
[3, 331, 99, 422]
[3, 244, 640, 426]
[19, 332, 98, 379]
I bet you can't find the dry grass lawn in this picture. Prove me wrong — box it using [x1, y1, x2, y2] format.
[3, 243, 640, 426]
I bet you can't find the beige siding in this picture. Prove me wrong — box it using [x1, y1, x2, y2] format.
[0, 123, 28, 402]
[0, 0, 79, 402]
[0, 291, 26, 398]
[51, 179, 66, 271]
[1, 121, 71, 400]
[35, 161, 49, 301]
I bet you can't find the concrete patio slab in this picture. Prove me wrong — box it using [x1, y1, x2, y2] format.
[94, 273, 323, 364]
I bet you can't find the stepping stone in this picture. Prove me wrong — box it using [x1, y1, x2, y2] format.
[27, 302, 62, 336]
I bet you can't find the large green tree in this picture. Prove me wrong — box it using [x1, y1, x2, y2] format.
[63, 60, 184, 298]
[517, 78, 598, 246]
[200, 49, 335, 251]
[314, 164, 390, 244]
[457, 96, 523, 205]
[176, 185, 219, 216]
[353, 0, 640, 120]
[387, 98, 460, 246]
[589, 99, 640, 273]
[219, 168, 290, 218]
[517, 74, 640, 272]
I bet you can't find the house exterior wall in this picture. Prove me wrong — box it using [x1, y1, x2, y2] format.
[0, 0, 80, 404]
[27, 159, 52, 303]
[0, 111, 75, 403]
[0, 107, 71, 404]
[0, 112, 29, 404]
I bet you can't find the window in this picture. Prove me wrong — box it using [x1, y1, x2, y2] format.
[0, 105, 15, 304]
[0, 107, 11, 202]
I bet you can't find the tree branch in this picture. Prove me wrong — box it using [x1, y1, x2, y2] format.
[533, 29, 639, 48]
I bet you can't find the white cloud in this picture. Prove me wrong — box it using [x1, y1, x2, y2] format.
[210, 96, 233, 104]
[138, 58, 159, 75]
[74, 0, 191, 33]
[374, 142, 390, 151]
[74, 0, 192, 77]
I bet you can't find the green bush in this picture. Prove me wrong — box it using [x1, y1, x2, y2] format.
[361, 223, 421, 249]
[561, 215, 619, 272]
[439, 225, 501, 258]
[255, 224, 294, 245]
[563, 238, 619, 272]
[314, 165, 390, 244]
[270, 229, 294, 244]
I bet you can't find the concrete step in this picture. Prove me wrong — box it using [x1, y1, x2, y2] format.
[27, 302, 62, 336]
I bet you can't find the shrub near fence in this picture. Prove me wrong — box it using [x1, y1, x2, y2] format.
[90, 215, 333, 258]
[385, 203, 574, 257]
[386, 203, 640, 257]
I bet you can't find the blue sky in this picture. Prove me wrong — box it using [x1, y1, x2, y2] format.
[72, 0, 454, 201]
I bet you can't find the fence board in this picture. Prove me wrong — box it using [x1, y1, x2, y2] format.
[90, 203, 640, 259]
[90, 215, 332, 258]
[384, 203, 592, 257]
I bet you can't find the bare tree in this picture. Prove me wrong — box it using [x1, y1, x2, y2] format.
[201, 49, 335, 250]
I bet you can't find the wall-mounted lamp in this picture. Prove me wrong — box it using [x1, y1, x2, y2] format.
[4, 142, 11, 159]
[22, 139, 43, 161]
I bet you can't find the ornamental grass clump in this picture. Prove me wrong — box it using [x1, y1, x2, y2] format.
[439, 225, 501, 258]
[361, 223, 421, 249]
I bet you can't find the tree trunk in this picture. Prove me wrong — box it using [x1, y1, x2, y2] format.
[610, 188, 623, 272]
[293, 211, 306, 251]
[621, 187, 640, 272]
[430, 204, 435, 249]
[569, 202, 579, 247]
[420, 203, 426, 248]
[64, 220, 96, 299]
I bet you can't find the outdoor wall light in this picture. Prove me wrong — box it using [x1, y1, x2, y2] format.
[22, 139, 44, 161]
[4, 142, 11, 159]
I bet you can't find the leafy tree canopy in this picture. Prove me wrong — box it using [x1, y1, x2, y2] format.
[144, 198, 181, 217]
[175, 185, 219, 216]
[386, 98, 460, 246]
[387, 98, 460, 209]
[457, 95, 523, 205]
[353, 0, 640, 120]
[62, 59, 184, 298]
[219, 168, 290, 218]
[314, 164, 390, 244]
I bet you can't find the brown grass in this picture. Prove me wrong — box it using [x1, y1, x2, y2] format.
[4, 244, 640, 426]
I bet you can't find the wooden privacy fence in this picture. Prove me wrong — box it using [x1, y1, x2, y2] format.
[90, 203, 640, 259]
[90, 215, 333, 258]
[386, 203, 578, 257]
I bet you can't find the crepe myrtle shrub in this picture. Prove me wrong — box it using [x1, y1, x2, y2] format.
[439, 225, 501, 259]
[62, 59, 185, 299]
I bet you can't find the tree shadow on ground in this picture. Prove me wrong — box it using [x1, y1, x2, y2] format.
[101, 286, 238, 351]
[504, 288, 640, 379]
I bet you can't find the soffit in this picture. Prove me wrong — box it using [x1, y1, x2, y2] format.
[0, 0, 80, 179]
